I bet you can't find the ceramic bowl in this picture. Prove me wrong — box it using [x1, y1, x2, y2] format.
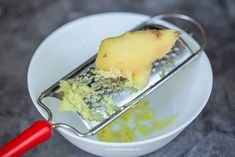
[27, 12, 213, 157]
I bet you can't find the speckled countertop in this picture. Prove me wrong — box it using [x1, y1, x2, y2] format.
[0, 0, 235, 157]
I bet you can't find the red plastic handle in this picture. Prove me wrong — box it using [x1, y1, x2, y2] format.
[0, 120, 53, 157]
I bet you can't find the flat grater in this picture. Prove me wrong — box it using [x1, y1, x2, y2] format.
[37, 13, 207, 137]
[0, 14, 207, 157]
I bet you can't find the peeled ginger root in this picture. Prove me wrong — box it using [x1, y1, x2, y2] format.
[95, 29, 180, 89]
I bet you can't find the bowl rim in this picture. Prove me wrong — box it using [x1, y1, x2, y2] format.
[27, 12, 213, 146]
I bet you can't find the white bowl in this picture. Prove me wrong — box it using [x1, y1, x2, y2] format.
[27, 12, 213, 157]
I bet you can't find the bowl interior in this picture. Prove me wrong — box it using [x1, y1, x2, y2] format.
[28, 12, 212, 144]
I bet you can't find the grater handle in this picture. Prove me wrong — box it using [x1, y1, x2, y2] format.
[0, 120, 53, 157]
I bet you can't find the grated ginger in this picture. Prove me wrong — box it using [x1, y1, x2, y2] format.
[97, 100, 176, 142]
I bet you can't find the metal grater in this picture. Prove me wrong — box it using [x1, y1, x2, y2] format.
[37, 14, 206, 137]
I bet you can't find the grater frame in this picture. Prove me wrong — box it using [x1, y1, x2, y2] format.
[37, 13, 207, 137]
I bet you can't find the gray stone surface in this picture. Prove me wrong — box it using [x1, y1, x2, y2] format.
[0, 0, 235, 156]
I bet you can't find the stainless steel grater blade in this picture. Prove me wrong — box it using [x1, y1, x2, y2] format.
[37, 14, 206, 137]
